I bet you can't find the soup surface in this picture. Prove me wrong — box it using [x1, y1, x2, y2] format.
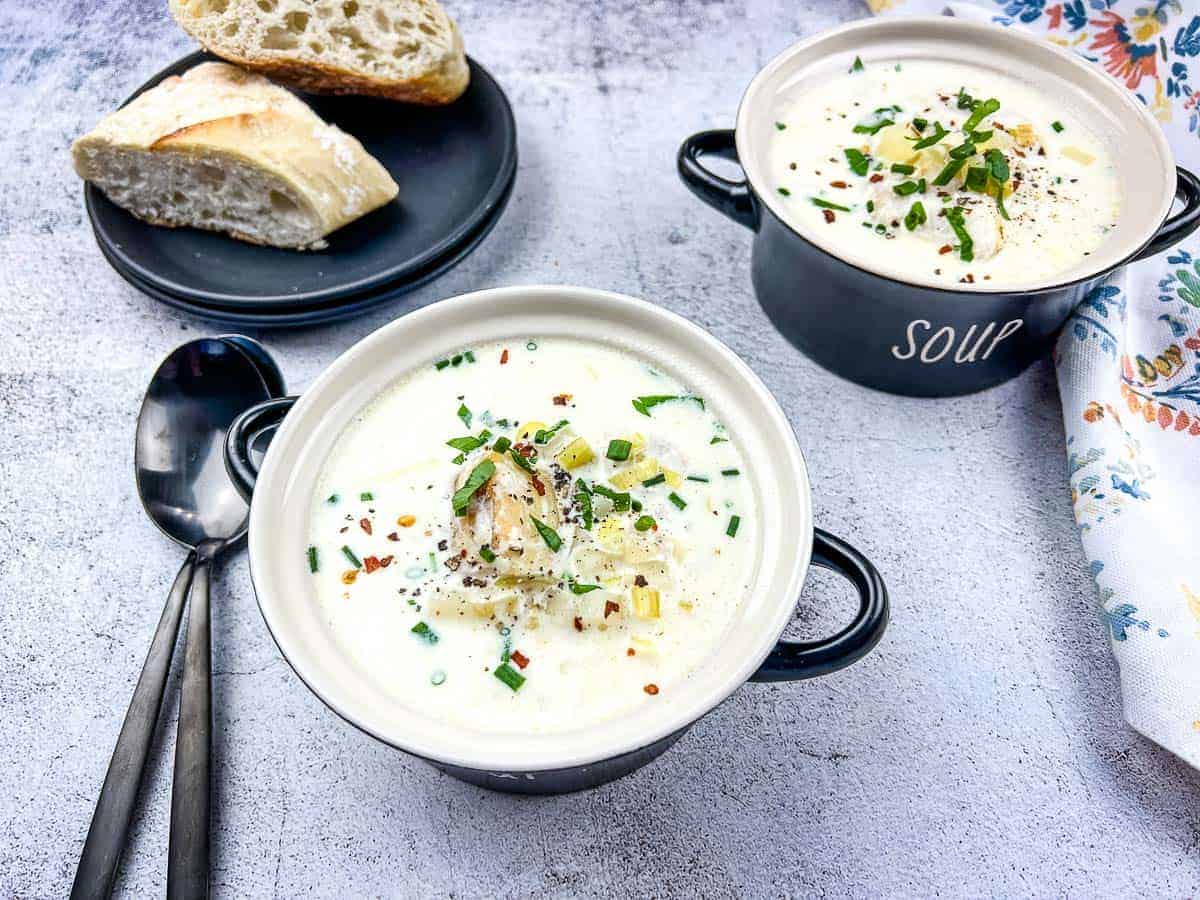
[308, 338, 758, 734]
[767, 58, 1120, 286]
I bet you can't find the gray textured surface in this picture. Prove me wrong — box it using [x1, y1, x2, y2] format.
[1, 1, 1198, 897]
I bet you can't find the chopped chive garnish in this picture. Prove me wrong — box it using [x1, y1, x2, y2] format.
[508, 449, 535, 473]
[447, 431, 491, 454]
[451, 459, 496, 516]
[945, 206, 974, 262]
[721, 468, 740, 476]
[307, 546, 319, 573]
[994, 182, 1010, 221]
[326, 493, 339, 504]
[411, 621, 439, 644]
[435, 359, 449, 370]
[428, 551, 437, 572]
[492, 435, 511, 453]
[967, 129, 992, 144]
[686, 475, 710, 483]
[844, 148, 870, 177]
[479, 545, 496, 563]
[668, 492, 687, 510]
[875, 224, 888, 234]
[726, 515, 741, 538]
[852, 109, 894, 135]
[632, 395, 704, 417]
[893, 180, 921, 196]
[642, 473, 666, 488]
[777, 187, 791, 196]
[464, 350, 476, 363]
[948, 141, 977, 160]
[341, 545, 362, 568]
[606, 439, 632, 461]
[865, 200, 875, 213]
[634, 515, 656, 532]
[1051, 120, 1064, 133]
[811, 198, 851, 212]
[451, 353, 463, 367]
[359, 491, 373, 501]
[904, 201, 927, 231]
[961, 97, 1000, 134]
[534, 420, 569, 445]
[932, 158, 967, 186]
[850, 55, 864, 73]
[984, 148, 1010, 183]
[956, 87, 978, 111]
[494, 662, 526, 691]
[890, 163, 915, 175]
[910, 121, 948, 150]
[631, 499, 643, 512]
[457, 403, 471, 428]
[526, 340, 538, 351]
[530, 516, 562, 551]
[775, 121, 787, 131]
[710, 437, 727, 444]
[569, 580, 602, 595]
[430, 670, 446, 686]
[912, 117, 928, 132]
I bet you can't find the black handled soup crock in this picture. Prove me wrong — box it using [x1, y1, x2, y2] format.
[679, 17, 1200, 397]
[221, 286, 888, 794]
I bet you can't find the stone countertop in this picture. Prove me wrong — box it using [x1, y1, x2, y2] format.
[1, 1, 1197, 896]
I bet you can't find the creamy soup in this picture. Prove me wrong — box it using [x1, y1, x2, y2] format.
[307, 339, 758, 734]
[768, 58, 1120, 286]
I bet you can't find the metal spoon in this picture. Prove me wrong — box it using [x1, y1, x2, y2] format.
[73, 338, 280, 900]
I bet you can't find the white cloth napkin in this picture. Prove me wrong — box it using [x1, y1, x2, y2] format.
[865, 0, 1200, 767]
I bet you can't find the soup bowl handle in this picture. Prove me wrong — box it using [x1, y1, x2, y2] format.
[677, 129, 759, 231]
[224, 396, 298, 502]
[750, 529, 888, 683]
[1134, 166, 1200, 262]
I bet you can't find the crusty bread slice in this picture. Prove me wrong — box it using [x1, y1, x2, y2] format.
[72, 62, 398, 250]
[169, 0, 469, 105]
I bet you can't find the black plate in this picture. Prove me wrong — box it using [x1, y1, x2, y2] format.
[85, 51, 516, 309]
[97, 175, 513, 327]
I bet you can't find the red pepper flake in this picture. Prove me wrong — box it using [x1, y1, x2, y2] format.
[604, 600, 620, 619]
[829, 180, 848, 189]
[869, 173, 884, 183]
[359, 518, 372, 535]
[822, 209, 835, 224]
[514, 442, 534, 457]
[573, 616, 583, 632]
[387, 532, 400, 541]
[531, 475, 546, 496]
[643, 683, 659, 695]
[634, 574, 648, 587]
[500, 348, 509, 365]
[363, 555, 383, 573]
[626, 648, 636, 657]
[552, 393, 572, 406]
[511, 650, 530, 669]
[938, 244, 952, 255]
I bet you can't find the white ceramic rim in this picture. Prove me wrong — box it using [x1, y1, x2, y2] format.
[734, 16, 1177, 294]
[247, 285, 815, 772]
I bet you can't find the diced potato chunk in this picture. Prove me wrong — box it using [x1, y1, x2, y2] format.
[1062, 146, 1095, 165]
[874, 124, 920, 164]
[632, 585, 660, 618]
[556, 437, 594, 470]
[663, 468, 682, 488]
[596, 517, 625, 552]
[611, 456, 660, 490]
[515, 420, 545, 440]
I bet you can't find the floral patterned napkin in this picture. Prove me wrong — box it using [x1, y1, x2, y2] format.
[866, 0, 1200, 768]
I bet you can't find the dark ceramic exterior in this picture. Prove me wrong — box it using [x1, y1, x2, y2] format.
[679, 129, 1200, 397]
[224, 395, 889, 794]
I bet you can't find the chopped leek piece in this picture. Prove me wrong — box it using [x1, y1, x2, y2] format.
[632, 585, 661, 618]
[592, 484, 631, 512]
[642, 473, 666, 488]
[726, 515, 741, 538]
[494, 662, 526, 691]
[508, 449, 535, 473]
[411, 621, 439, 644]
[606, 439, 632, 461]
[668, 492, 687, 510]
[307, 546, 319, 573]
[479, 545, 496, 563]
[492, 436, 511, 454]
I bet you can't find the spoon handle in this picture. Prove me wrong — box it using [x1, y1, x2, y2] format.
[72, 554, 197, 900]
[167, 545, 216, 900]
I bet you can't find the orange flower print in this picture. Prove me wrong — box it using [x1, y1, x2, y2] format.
[1089, 11, 1159, 89]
